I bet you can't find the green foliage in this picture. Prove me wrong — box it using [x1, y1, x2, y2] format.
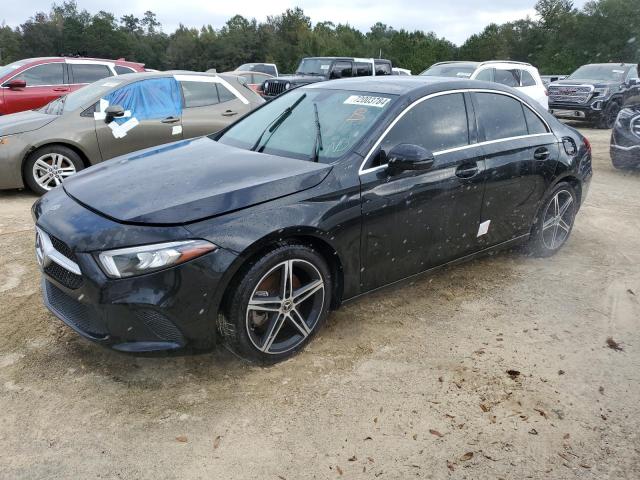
[1, 0, 637, 76]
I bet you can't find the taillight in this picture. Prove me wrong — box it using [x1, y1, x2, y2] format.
[583, 136, 591, 153]
[545, 89, 549, 96]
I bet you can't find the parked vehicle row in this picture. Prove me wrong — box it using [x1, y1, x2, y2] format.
[0, 71, 264, 194]
[31, 76, 592, 362]
[0, 56, 145, 115]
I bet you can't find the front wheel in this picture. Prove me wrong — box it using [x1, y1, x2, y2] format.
[597, 101, 621, 129]
[525, 183, 578, 257]
[220, 244, 332, 363]
[24, 145, 84, 195]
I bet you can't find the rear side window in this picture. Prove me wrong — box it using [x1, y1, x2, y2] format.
[474, 93, 528, 141]
[355, 62, 373, 76]
[217, 84, 236, 103]
[115, 65, 136, 75]
[475, 68, 492, 81]
[380, 93, 469, 154]
[493, 69, 520, 87]
[523, 106, 548, 135]
[332, 61, 353, 78]
[13, 63, 64, 86]
[258, 65, 277, 76]
[375, 62, 392, 76]
[181, 81, 219, 107]
[521, 70, 537, 87]
[71, 64, 113, 83]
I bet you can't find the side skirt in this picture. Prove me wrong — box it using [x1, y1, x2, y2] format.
[341, 234, 529, 305]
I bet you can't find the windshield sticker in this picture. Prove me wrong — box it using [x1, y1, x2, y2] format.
[346, 107, 367, 122]
[612, 69, 624, 73]
[344, 95, 391, 108]
[320, 65, 330, 70]
[456, 72, 472, 77]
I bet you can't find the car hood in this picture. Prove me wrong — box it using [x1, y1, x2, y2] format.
[0, 110, 57, 136]
[63, 137, 332, 225]
[550, 79, 619, 88]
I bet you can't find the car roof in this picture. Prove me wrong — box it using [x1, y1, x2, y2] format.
[304, 75, 522, 98]
[580, 62, 635, 67]
[112, 70, 223, 82]
[12, 56, 142, 65]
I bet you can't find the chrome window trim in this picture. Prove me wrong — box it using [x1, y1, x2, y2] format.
[358, 88, 553, 175]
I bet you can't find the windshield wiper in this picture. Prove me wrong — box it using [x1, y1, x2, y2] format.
[250, 93, 307, 152]
[310, 102, 323, 163]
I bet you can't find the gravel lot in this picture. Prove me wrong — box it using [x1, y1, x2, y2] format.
[1, 127, 638, 479]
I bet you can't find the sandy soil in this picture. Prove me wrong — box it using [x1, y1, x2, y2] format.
[0, 127, 639, 479]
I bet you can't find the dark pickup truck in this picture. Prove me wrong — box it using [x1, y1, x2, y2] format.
[261, 57, 392, 98]
[548, 63, 640, 128]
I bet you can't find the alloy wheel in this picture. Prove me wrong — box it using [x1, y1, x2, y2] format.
[246, 259, 325, 355]
[32, 153, 77, 191]
[541, 189, 575, 250]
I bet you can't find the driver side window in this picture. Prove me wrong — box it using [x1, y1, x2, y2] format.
[331, 62, 353, 79]
[374, 93, 470, 166]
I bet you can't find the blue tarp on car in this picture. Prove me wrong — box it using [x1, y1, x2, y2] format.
[103, 77, 182, 124]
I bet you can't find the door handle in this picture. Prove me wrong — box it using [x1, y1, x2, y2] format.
[222, 110, 238, 117]
[455, 162, 479, 179]
[161, 116, 180, 124]
[53, 87, 69, 92]
[534, 147, 550, 160]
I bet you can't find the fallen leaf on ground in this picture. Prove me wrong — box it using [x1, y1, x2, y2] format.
[446, 460, 455, 472]
[506, 369, 521, 379]
[529, 428, 538, 435]
[534, 408, 548, 418]
[429, 429, 443, 437]
[579, 463, 592, 469]
[348, 455, 357, 462]
[213, 436, 221, 449]
[606, 337, 624, 351]
[460, 452, 474, 461]
[480, 404, 490, 412]
[627, 288, 635, 295]
[336, 465, 343, 475]
[175, 435, 188, 443]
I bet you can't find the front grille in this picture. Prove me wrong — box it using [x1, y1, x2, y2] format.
[49, 235, 78, 263]
[44, 280, 108, 338]
[135, 310, 184, 343]
[264, 81, 287, 97]
[44, 262, 83, 289]
[548, 84, 593, 104]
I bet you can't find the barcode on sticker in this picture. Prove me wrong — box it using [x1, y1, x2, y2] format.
[344, 95, 391, 108]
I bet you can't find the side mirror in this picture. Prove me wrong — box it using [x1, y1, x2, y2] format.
[628, 78, 639, 86]
[104, 104, 125, 122]
[7, 79, 26, 90]
[329, 69, 342, 80]
[386, 144, 435, 172]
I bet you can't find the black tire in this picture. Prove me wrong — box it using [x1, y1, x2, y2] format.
[24, 145, 84, 195]
[219, 244, 332, 364]
[596, 101, 621, 129]
[525, 183, 578, 257]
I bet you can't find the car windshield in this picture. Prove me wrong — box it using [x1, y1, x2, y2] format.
[568, 65, 629, 81]
[39, 78, 125, 115]
[421, 63, 478, 78]
[218, 88, 397, 163]
[236, 64, 256, 71]
[0, 59, 31, 79]
[296, 59, 331, 75]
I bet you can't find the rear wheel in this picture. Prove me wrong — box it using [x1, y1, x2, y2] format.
[525, 183, 577, 257]
[220, 244, 332, 363]
[24, 145, 84, 195]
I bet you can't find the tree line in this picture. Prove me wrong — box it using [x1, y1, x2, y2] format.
[0, 0, 638, 75]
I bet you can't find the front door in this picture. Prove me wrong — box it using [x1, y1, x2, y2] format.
[471, 91, 559, 247]
[94, 77, 184, 161]
[2, 62, 68, 114]
[360, 92, 486, 291]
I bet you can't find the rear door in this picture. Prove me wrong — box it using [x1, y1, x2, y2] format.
[2, 62, 67, 113]
[179, 75, 253, 137]
[68, 62, 114, 95]
[472, 91, 559, 247]
[94, 77, 184, 160]
[360, 92, 486, 290]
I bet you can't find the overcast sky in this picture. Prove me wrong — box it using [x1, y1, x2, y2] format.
[2, 0, 590, 45]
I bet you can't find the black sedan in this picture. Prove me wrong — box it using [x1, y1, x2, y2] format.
[611, 102, 640, 169]
[33, 77, 593, 363]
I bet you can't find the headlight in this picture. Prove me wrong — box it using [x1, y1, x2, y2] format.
[97, 240, 216, 279]
[593, 87, 610, 98]
[285, 82, 291, 90]
[264, 82, 269, 90]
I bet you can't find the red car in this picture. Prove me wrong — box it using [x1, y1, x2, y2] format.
[0, 57, 145, 115]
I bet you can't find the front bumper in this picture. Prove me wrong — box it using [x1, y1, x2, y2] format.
[34, 189, 238, 352]
[549, 98, 611, 121]
[610, 127, 640, 169]
[0, 133, 30, 189]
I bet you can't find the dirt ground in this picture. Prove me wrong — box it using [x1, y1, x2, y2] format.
[0, 127, 639, 479]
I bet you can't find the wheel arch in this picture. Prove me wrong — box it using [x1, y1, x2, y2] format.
[218, 228, 345, 316]
[21, 141, 92, 184]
